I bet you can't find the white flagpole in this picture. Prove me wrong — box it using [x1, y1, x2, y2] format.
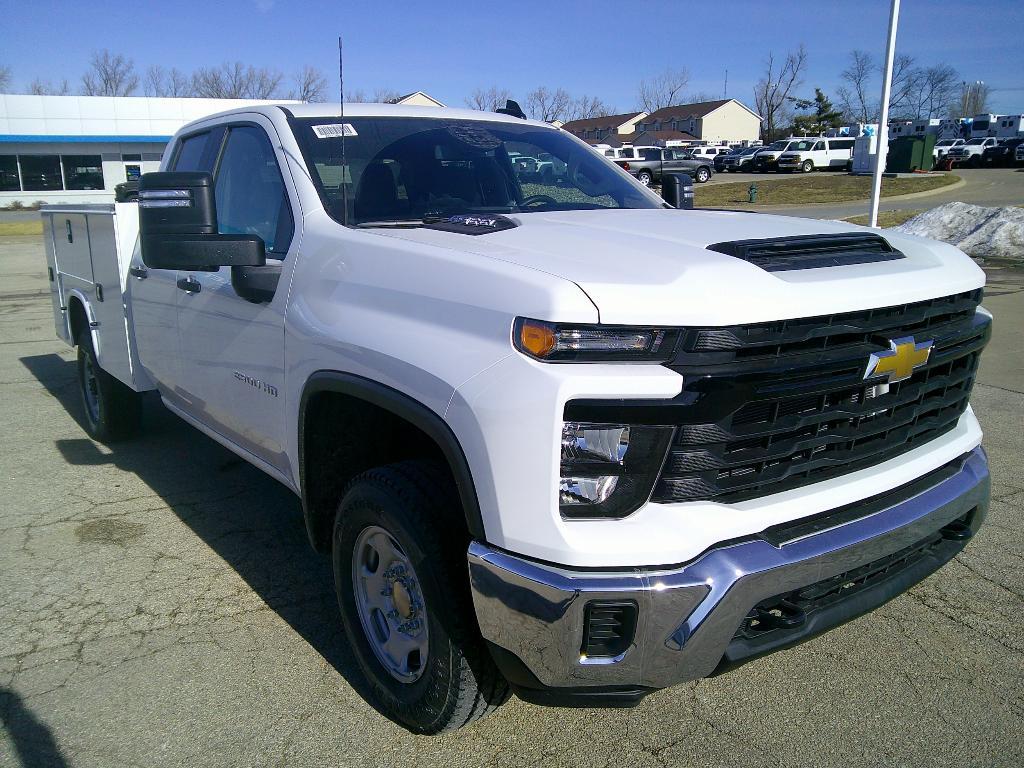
[868, 0, 901, 228]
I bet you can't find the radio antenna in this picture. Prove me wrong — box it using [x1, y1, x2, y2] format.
[339, 35, 349, 226]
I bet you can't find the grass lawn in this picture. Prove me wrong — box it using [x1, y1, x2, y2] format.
[695, 173, 959, 207]
[0, 220, 43, 236]
[843, 209, 923, 228]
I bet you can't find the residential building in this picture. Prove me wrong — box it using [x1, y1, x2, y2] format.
[628, 99, 761, 146]
[560, 111, 648, 146]
[392, 92, 445, 107]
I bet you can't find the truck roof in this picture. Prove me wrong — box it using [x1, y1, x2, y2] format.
[177, 102, 559, 134]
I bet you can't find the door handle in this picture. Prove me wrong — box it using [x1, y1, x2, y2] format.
[129, 266, 148, 279]
[176, 277, 201, 294]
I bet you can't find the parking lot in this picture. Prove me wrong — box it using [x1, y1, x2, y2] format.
[1, 234, 1022, 767]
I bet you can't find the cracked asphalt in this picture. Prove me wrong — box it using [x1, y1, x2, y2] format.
[1, 234, 1022, 767]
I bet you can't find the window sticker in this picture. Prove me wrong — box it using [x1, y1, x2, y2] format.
[312, 123, 358, 139]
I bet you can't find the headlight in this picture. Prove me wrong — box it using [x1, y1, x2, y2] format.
[559, 422, 675, 519]
[514, 318, 681, 362]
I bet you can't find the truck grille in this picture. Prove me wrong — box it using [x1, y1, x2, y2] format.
[650, 290, 988, 503]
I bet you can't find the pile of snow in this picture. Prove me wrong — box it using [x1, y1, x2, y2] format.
[894, 202, 1024, 262]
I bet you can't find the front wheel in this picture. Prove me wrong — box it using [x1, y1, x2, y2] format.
[76, 331, 141, 442]
[801, 160, 814, 173]
[333, 461, 509, 734]
[695, 167, 711, 183]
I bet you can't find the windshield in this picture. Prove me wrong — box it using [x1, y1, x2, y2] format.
[937, 140, 953, 146]
[788, 140, 815, 152]
[766, 141, 790, 151]
[966, 138, 985, 145]
[290, 117, 662, 225]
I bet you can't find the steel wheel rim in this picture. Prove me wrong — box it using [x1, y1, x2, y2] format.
[638, 173, 651, 186]
[352, 524, 429, 684]
[82, 354, 100, 426]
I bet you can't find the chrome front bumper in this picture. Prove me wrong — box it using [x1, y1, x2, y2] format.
[469, 447, 989, 695]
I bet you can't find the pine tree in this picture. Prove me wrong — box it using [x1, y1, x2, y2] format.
[791, 88, 844, 135]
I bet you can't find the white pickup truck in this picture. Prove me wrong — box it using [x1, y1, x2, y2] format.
[946, 137, 998, 166]
[42, 103, 992, 734]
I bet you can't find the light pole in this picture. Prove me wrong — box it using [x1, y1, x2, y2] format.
[868, 0, 901, 229]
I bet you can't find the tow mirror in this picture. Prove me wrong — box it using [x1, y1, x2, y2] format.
[661, 173, 694, 209]
[138, 171, 265, 270]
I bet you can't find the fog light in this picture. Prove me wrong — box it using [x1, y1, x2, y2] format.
[558, 421, 675, 519]
[560, 475, 619, 506]
[561, 423, 630, 464]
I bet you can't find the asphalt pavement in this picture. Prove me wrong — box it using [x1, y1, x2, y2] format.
[1, 234, 1022, 768]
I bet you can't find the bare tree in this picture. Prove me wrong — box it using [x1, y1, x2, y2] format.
[464, 86, 512, 112]
[636, 68, 690, 112]
[289, 65, 327, 102]
[29, 77, 71, 95]
[565, 95, 616, 122]
[0, 65, 11, 92]
[81, 50, 139, 96]
[191, 62, 282, 99]
[345, 87, 400, 103]
[685, 91, 722, 104]
[906, 64, 959, 120]
[753, 45, 808, 141]
[836, 50, 876, 123]
[954, 81, 991, 118]
[374, 87, 401, 103]
[144, 65, 193, 97]
[887, 53, 919, 119]
[525, 86, 571, 122]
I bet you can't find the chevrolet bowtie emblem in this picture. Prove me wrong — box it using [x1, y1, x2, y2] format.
[865, 336, 934, 384]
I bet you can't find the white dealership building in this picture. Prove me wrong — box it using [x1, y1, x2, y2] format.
[0, 94, 298, 207]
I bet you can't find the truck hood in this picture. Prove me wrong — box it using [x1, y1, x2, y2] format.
[372, 208, 985, 325]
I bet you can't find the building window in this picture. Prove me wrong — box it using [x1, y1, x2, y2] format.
[121, 153, 142, 162]
[62, 155, 104, 190]
[0, 156, 19, 191]
[19, 155, 63, 191]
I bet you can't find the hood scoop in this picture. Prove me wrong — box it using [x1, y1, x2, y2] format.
[422, 213, 518, 236]
[706, 232, 906, 272]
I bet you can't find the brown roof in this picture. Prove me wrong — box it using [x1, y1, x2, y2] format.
[631, 129, 698, 145]
[561, 111, 645, 133]
[642, 99, 732, 122]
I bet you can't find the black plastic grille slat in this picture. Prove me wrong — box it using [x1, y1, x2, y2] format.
[652, 291, 987, 504]
[683, 289, 981, 368]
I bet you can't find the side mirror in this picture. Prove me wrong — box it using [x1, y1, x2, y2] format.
[661, 173, 694, 209]
[139, 171, 265, 270]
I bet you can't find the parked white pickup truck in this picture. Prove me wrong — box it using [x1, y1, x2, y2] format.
[946, 137, 998, 166]
[43, 102, 992, 734]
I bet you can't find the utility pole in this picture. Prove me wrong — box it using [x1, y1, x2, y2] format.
[724, 69, 728, 99]
[868, 0, 901, 228]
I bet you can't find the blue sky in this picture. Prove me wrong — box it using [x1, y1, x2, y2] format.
[2, 0, 1022, 114]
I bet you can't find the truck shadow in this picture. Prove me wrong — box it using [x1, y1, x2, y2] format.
[18, 352, 389, 722]
[0, 687, 70, 768]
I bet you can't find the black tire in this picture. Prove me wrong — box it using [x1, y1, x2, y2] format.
[801, 160, 814, 173]
[637, 170, 653, 186]
[969, 155, 981, 167]
[76, 331, 142, 442]
[333, 461, 509, 734]
[695, 166, 711, 183]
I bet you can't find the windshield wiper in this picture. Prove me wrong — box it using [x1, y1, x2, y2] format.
[355, 219, 427, 228]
